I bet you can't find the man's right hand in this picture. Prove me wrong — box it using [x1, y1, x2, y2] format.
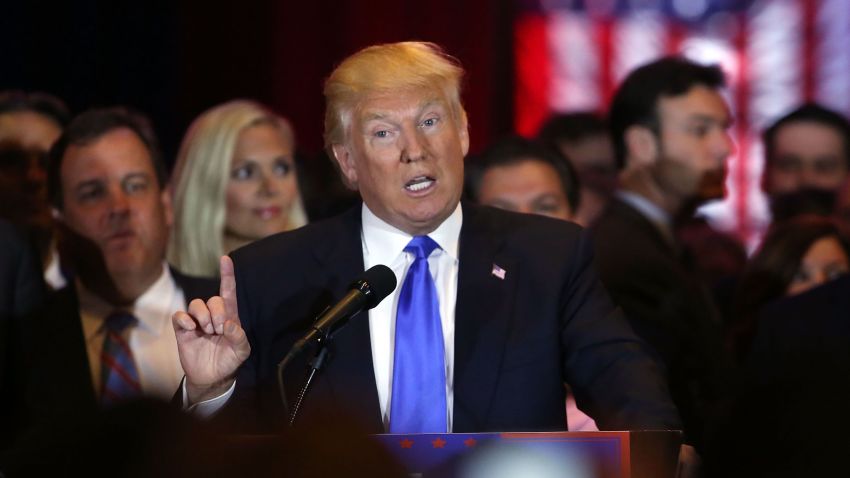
[172, 255, 251, 404]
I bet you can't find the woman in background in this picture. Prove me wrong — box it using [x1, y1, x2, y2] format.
[730, 215, 850, 362]
[168, 100, 308, 277]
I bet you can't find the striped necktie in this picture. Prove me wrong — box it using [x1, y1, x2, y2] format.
[100, 310, 141, 406]
[389, 235, 447, 433]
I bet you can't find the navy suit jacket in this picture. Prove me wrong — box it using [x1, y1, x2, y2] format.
[228, 202, 681, 433]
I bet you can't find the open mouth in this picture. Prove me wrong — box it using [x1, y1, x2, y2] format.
[404, 175, 435, 193]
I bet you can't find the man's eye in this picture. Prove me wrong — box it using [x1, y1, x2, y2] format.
[125, 180, 148, 194]
[77, 184, 106, 202]
[775, 157, 801, 172]
[791, 269, 810, 284]
[814, 159, 841, 174]
[690, 125, 709, 137]
[374, 130, 390, 138]
[421, 117, 438, 128]
[78, 186, 104, 202]
[827, 268, 848, 280]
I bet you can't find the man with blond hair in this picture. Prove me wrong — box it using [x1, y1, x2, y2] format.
[173, 42, 681, 434]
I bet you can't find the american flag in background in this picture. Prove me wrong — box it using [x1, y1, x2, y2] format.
[514, 0, 850, 247]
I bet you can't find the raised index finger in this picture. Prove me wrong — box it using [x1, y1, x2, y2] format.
[219, 255, 240, 325]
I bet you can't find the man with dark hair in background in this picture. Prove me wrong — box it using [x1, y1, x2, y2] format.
[0, 219, 45, 451]
[4, 108, 217, 458]
[0, 90, 69, 153]
[466, 135, 580, 222]
[593, 56, 735, 450]
[537, 111, 616, 225]
[761, 103, 850, 222]
[0, 91, 71, 289]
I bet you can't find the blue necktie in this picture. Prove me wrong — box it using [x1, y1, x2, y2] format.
[390, 235, 448, 433]
[100, 311, 141, 406]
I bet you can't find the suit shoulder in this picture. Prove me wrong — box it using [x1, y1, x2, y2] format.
[467, 203, 583, 244]
[230, 212, 353, 267]
[170, 267, 219, 301]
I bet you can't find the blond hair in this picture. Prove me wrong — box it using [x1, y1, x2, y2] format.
[167, 99, 308, 276]
[323, 41, 467, 157]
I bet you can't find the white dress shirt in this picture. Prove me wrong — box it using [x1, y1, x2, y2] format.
[188, 203, 463, 429]
[362, 202, 461, 431]
[78, 262, 187, 400]
[43, 244, 67, 290]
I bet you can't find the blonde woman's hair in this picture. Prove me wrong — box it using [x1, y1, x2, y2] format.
[323, 41, 467, 158]
[167, 99, 308, 277]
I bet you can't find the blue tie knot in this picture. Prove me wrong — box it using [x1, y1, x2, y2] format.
[405, 235, 440, 260]
[105, 311, 136, 333]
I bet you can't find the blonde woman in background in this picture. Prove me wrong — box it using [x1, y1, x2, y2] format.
[168, 100, 308, 277]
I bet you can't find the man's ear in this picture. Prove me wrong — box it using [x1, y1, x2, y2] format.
[331, 144, 359, 188]
[624, 125, 659, 166]
[458, 113, 470, 157]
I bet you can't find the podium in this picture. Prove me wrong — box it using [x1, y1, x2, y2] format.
[374, 431, 683, 477]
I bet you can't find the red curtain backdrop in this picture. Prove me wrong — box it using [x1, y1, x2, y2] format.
[264, 0, 516, 156]
[513, 0, 850, 245]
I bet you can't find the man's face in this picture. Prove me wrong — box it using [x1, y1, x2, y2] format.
[764, 121, 849, 196]
[653, 85, 733, 202]
[332, 88, 469, 235]
[57, 128, 171, 293]
[478, 159, 573, 221]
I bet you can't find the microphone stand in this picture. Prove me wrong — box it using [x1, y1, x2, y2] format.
[288, 344, 329, 426]
[277, 307, 332, 426]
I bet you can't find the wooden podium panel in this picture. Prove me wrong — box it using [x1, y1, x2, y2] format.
[374, 430, 682, 477]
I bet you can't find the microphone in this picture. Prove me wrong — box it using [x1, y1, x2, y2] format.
[292, 264, 397, 351]
[277, 264, 397, 420]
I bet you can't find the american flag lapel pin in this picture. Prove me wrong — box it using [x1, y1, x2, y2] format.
[491, 263, 506, 280]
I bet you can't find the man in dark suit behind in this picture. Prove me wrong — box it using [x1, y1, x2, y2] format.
[4, 109, 217, 457]
[0, 219, 44, 323]
[0, 219, 45, 450]
[704, 276, 850, 477]
[591, 57, 734, 449]
[172, 42, 681, 434]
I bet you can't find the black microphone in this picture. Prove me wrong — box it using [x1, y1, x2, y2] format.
[292, 264, 397, 351]
[277, 265, 397, 419]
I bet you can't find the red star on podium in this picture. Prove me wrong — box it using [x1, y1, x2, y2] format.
[463, 438, 477, 448]
[400, 439, 413, 449]
[432, 438, 447, 448]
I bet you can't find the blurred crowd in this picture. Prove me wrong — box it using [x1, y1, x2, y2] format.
[1, 49, 849, 477]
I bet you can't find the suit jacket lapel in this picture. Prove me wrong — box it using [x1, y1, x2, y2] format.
[309, 204, 384, 432]
[40, 286, 97, 409]
[453, 203, 518, 432]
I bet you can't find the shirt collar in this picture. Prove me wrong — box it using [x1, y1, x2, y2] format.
[616, 190, 676, 244]
[361, 202, 463, 264]
[77, 262, 176, 337]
